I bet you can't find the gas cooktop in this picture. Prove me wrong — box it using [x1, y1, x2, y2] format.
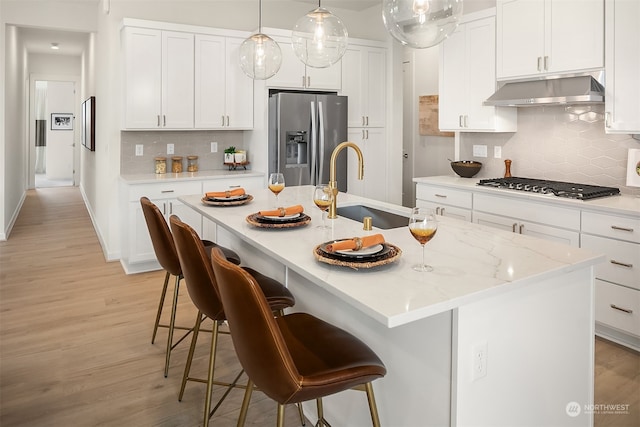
[477, 177, 620, 200]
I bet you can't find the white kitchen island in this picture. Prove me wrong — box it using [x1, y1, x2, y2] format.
[180, 186, 603, 427]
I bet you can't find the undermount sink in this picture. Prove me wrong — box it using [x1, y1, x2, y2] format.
[336, 205, 409, 230]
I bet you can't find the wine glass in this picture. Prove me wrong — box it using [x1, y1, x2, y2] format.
[268, 173, 285, 206]
[313, 184, 334, 229]
[408, 207, 438, 272]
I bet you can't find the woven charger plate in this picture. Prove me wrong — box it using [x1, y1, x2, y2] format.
[313, 242, 402, 270]
[246, 212, 311, 229]
[201, 194, 253, 206]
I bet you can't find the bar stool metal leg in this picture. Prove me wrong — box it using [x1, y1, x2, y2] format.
[365, 382, 382, 427]
[179, 311, 203, 401]
[151, 271, 171, 344]
[164, 274, 181, 377]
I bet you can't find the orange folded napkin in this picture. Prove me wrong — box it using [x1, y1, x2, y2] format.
[259, 205, 304, 217]
[325, 234, 385, 253]
[206, 188, 245, 198]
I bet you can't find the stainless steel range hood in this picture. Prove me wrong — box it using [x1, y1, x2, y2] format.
[484, 73, 605, 107]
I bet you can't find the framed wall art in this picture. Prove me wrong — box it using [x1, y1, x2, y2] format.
[81, 96, 96, 151]
[51, 113, 73, 130]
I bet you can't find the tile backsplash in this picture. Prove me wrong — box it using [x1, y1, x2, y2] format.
[120, 130, 246, 174]
[460, 105, 640, 196]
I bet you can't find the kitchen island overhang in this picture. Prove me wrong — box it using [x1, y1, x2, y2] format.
[180, 186, 602, 427]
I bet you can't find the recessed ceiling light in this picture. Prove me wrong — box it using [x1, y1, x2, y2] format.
[51, 43, 60, 50]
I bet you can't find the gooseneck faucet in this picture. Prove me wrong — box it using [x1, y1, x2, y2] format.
[328, 141, 364, 219]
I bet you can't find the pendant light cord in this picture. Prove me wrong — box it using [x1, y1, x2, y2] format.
[258, 0, 263, 32]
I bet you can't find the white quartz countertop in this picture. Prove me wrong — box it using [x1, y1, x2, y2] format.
[120, 169, 264, 184]
[413, 175, 640, 217]
[180, 186, 603, 328]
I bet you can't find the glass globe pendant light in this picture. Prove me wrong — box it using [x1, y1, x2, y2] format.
[291, 1, 348, 68]
[239, 0, 282, 80]
[382, 0, 463, 49]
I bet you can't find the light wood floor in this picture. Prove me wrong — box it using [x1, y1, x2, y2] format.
[1, 187, 638, 426]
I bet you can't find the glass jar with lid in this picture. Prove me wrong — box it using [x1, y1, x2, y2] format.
[187, 155, 199, 172]
[171, 156, 183, 173]
[154, 157, 167, 174]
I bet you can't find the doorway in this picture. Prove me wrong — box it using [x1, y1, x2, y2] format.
[29, 77, 78, 188]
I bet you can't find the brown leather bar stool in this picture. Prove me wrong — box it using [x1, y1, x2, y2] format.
[169, 215, 296, 427]
[140, 197, 241, 378]
[210, 247, 387, 427]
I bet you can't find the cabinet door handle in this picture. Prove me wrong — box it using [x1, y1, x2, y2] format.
[365, 129, 369, 139]
[519, 224, 524, 234]
[537, 56, 542, 71]
[162, 202, 167, 215]
[163, 115, 166, 127]
[610, 260, 633, 268]
[440, 207, 445, 216]
[512, 223, 518, 233]
[221, 116, 225, 126]
[307, 76, 311, 87]
[464, 115, 468, 127]
[169, 202, 173, 215]
[366, 116, 369, 126]
[160, 190, 175, 193]
[362, 129, 366, 139]
[226, 116, 230, 127]
[611, 225, 634, 232]
[610, 304, 633, 314]
[544, 56, 549, 71]
[435, 194, 447, 198]
[157, 115, 161, 127]
[362, 116, 366, 126]
[459, 115, 463, 127]
[435, 207, 440, 215]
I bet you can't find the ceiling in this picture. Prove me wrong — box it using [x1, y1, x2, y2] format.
[19, 27, 89, 56]
[16, 0, 380, 57]
[292, 0, 380, 11]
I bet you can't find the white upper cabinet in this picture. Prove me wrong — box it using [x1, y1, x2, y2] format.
[496, 0, 604, 80]
[341, 45, 386, 128]
[604, 0, 640, 134]
[122, 27, 194, 129]
[439, 10, 517, 132]
[268, 37, 342, 90]
[194, 35, 254, 129]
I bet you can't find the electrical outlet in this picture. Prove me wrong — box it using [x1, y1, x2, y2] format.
[471, 341, 488, 381]
[473, 145, 488, 158]
[210, 142, 218, 153]
[167, 143, 174, 155]
[135, 144, 144, 156]
[494, 146, 502, 158]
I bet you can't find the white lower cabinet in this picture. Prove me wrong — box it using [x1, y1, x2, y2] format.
[581, 210, 640, 350]
[473, 193, 581, 246]
[415, 184, 472, 222]
[474, 211, 580, 246]
[121, 175, 264, 274]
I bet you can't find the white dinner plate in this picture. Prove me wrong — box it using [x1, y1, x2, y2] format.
[260, 213, 302, 221]
[336, 244, 384, 257]
[210, 194, 246, 201]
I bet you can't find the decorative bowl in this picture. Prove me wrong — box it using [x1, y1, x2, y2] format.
[451, 161, 482, 178]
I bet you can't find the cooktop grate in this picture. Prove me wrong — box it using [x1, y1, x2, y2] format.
[477, 177, 621, 200]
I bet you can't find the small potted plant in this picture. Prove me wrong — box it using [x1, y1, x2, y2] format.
[224, 146, 236, 163]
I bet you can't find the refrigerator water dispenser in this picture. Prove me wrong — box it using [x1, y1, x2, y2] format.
[286, 131, 308, 166]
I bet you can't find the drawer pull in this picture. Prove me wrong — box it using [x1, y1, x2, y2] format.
[229, 185, 241, 188]
[610, 260, 633, 268]
[610, 225, 634, 232]
[160, 190, 175, 194]
[435, 194, 447, 198]
[610, 304, 633, 314]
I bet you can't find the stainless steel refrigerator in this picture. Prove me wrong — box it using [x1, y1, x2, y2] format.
[268, 92, 348, 192]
